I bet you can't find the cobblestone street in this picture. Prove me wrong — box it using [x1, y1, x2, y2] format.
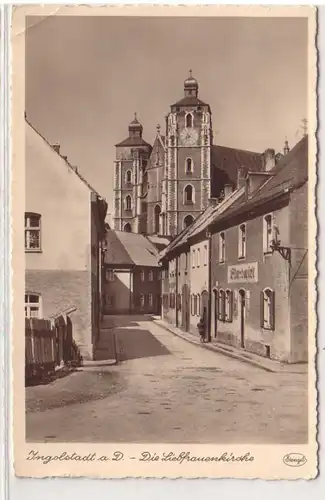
[26, 316, 308, 444]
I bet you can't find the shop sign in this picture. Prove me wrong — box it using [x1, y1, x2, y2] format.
[227, 262, 258, 284]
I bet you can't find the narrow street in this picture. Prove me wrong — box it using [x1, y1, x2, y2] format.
[26, 316, 308, 444]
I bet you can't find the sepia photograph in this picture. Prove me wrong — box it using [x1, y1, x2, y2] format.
[11, 5, 317, 479]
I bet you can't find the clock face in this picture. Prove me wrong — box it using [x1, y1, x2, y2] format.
[180, 128, 199, 146]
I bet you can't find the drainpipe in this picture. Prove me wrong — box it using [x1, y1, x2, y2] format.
[207, 230, 212, 342]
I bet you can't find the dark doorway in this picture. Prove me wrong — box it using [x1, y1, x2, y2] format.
[239, 289, 246, 348]
[213, 290, 218, 338]
[182, 284, 190, 332]
[124, 223, 131, 232]
[201, 290, 209, 340]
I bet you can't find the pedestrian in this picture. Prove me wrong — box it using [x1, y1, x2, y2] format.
[197, 306, 207, 343]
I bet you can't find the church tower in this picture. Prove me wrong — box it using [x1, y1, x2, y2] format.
[113, 115, 152, 233]
[163, 71, 213, 237]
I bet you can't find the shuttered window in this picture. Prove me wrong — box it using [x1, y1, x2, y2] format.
[218, 290, 225, 321]
[260, 289, 275, 330]
[225, 290, 233, 322]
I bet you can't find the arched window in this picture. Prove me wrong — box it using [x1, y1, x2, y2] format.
[125, 195, 132, 211]
[260, 288, 275, 330]
[125, 170, 132, 184]
[186, 113, 193, 128]
[185, 158, 193, 174]
[154, 205, 161, 233]
[124, 222, 131, 232]
[183, 214, 194, 229]
[184, 184, 194, 204]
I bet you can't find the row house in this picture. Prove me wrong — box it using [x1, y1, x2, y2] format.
[25, 119, 107, 360]
[160, 136, 309, 364]
[103, 229, 162, 314]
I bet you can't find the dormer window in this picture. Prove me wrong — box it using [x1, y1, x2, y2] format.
[185, 113, 193, 128]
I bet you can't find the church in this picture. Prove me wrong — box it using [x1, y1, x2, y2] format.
[113, 71, 269, 237]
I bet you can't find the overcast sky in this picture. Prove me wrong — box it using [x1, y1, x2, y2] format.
[26, 15, 308, 217]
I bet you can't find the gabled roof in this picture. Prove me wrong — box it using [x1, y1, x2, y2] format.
[161, 186, 246, 259]
[26, 118, 105, 200]
[105, 230, 160, 267]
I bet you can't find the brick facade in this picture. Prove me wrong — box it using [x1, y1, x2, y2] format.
[26, 270, 93, 359]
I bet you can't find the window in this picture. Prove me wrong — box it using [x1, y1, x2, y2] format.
[218, 290, 225, 321]
[183, 214, 194, 229]
[184, 185, 194, 204]
[125, 170, 132, 184]
[176, 294, 181, 311]
[185, 158, 193, 174]
[261, 289, 275, 330]
[197, 248, 200, 267]
[225, 290, 233, 322]
[238, 224, 246, 259]
[106, 269, 115, 282]
[263, 214, 273, 253]
[197, 296, 201, 316]
[191, 295, 194, 315]
[192, 249, 196, 268]
[148, 293, 153, 308]
[140, 293, 145, 309]
[186, 113, 193, 128]
[25, 213, 41, 251]
[25, 293, 41, 318]
[184, 252, 188, 270]
[219, 232, 225, 263]
[154, 205, 161, 233]
[204, 245, 208, 266]
[140, 270, 145, 282]
[194, 295, 198, 316]
[125, 195, 132, 211]
[148, 270, 153, 281]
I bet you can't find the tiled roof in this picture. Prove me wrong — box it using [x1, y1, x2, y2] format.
[161, 186, 246, 258]
[211, 145, 263, 187]
[115, 137, 152, 148]
[210, 135, 308, 227]
[105, 230, 160, 267]
[104, 230, 134, 266]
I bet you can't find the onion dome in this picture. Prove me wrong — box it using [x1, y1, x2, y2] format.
[129, 113, 143, 132]
[184, 69, 198, 89]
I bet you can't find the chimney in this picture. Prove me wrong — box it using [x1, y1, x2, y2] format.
[208, 198, 218, 207]
[224, 184, 233, 198]
[237, 166, 247, 189]
[263, 148, 276, 172]
[52, 143, 60, 154]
